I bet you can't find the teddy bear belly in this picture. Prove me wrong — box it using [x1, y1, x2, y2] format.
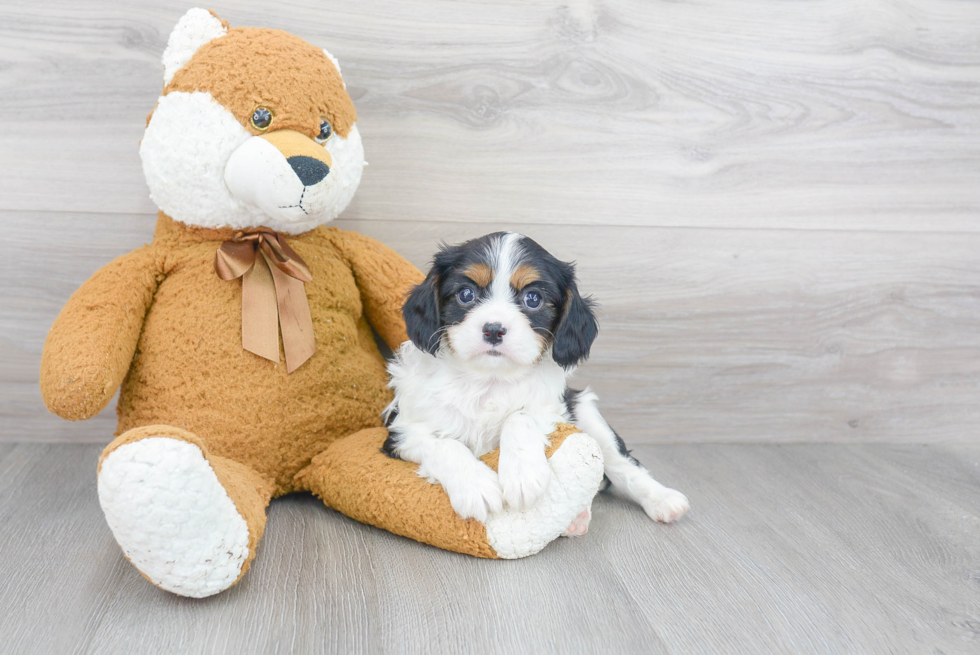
[115, 277, 393, 493]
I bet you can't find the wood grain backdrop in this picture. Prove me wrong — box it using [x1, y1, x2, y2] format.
[2, 0, 979, 443]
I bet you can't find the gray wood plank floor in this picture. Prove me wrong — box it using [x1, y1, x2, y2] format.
[2, 441, 978, 655]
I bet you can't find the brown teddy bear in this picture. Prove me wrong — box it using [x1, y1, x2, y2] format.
[39, 8, 603, 597]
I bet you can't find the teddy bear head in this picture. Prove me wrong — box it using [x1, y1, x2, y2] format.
[140, 8, 365, 234]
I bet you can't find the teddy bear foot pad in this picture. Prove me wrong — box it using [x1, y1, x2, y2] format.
[98, 437, 251, 598]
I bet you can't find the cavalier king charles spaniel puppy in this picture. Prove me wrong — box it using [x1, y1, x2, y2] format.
[382, 232, 689, 532]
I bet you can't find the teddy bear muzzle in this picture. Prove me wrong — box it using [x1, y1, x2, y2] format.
[224, 129, 335, 224]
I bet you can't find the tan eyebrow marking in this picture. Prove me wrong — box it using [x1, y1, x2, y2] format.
[510, 264, 541, 289]
[463, 262, 494, 287]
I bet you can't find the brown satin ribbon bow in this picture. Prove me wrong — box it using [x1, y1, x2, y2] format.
[214, 231, 315, 373]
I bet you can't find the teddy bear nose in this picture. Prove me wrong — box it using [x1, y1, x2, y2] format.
[287, 156, 330, 186]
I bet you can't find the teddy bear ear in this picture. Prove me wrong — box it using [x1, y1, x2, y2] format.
[161, 8, 228, 85]
[322, 49, 346, 89]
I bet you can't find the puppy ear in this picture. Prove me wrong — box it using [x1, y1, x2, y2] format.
[402, 272, 442, 355]
[552, 270, 598, 369]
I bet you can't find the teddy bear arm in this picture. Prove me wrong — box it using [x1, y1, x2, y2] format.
[333, 230, 425, 351]
[40, 245, 162, 421]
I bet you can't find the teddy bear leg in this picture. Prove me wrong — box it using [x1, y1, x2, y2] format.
[293, 423, 603, 559]
[97, 425, 274, 598]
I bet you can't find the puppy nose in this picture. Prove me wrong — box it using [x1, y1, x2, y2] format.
[483, 322, 506, 345]
[287, 156, 330, 186]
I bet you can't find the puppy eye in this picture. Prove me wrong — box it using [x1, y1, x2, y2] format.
[251, 107, 273, 131]
[523, 291, 542, 310]
[457, 287, 475, 305]
[315, 118, 333, 143]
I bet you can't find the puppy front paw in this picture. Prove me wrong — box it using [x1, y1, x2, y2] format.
[444, 466, 503, 523]
[499, 452, 552, 511]
[642, 488, 690, 523]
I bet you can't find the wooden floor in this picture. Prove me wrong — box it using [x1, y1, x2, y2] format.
[2, 441, 978, 655]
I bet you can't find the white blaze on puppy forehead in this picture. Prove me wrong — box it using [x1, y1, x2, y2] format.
[487, 232, 525, 302]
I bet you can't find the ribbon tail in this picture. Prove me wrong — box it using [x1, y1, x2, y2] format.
[268, 260, 316, 373]
[265, 236, 313, 283]
[241, 252, 281, 363]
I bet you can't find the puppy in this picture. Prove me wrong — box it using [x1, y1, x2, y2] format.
[383, 232, 689, 531]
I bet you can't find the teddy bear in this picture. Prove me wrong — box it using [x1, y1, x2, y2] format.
[38, 8, 603, 598]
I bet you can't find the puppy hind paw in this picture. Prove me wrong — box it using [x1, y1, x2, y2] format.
[642, 489, 690, 523]
[561, 507, 592, 538]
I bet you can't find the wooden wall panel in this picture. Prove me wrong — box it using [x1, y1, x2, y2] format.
[5, 212, 979, 443]
[2, 0, 979, 443]
[0, 1, 977, 230]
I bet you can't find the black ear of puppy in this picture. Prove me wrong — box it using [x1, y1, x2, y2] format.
[402, 273, 442, 354]
[552, 265, 599, 369]
[402, 243, 459, 355]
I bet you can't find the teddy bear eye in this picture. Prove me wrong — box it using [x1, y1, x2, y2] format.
[251, 107, 273, 131]
[315, 118, 333, 144]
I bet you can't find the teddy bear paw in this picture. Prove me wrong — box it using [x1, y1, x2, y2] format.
[484, 431, 604, 558]
[98, 437, 250, 598]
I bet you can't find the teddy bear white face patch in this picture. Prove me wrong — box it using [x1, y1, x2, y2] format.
[142, 93, 365, 234]
[139, 8, 365, 235]
[223, 120, 365, 234]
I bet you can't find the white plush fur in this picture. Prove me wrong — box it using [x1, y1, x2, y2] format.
[141, 91, 252, 227]
[97, 438, 251, 598]
[222, 125, 364, 233]
[141, 90, 365, 234]
[162, 8, 227, 85]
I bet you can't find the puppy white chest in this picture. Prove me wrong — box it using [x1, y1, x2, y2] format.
[445, 378, 527, 455]
[386, 344, 568, 458]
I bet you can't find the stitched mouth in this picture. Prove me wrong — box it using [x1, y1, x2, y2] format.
[278, 187, 309, 215]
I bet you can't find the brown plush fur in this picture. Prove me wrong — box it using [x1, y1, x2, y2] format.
[166, 27, 357, 140]
[43, 213, 421, 494]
